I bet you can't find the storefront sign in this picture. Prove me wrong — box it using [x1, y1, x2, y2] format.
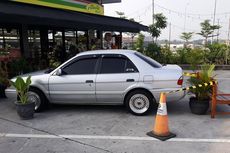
[12, 0, 104, 15]
[102, 0, 121, 4]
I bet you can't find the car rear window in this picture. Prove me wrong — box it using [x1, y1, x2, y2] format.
[134, 52, 162, 68]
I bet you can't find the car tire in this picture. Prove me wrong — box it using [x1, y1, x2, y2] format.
[28, 88, 47, 112]
[125, 90, 155, 116]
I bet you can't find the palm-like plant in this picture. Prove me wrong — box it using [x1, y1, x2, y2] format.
[197, 20, 220, 46]
[188, 64, 215, 101]
[180, 32, 193, 48]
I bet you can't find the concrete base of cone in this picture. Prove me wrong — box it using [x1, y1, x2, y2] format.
[146, 131, 176, 141]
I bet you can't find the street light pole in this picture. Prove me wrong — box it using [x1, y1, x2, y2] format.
[152, 0, 155, 24]
[169, 22, 171, 49]
[217, 19, 220, 42]
[228, 18, 230, 45]
[152, 0, 155, 42]
[226, 17, 230, 64]
[212, 0, 217, 43]
[184, 2, 189, 32]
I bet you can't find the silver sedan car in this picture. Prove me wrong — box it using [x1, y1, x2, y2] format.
[7, 50, 184, 115]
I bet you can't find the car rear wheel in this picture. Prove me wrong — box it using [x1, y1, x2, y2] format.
[28, 88, 47, 112]
[125, 90, 154, 116]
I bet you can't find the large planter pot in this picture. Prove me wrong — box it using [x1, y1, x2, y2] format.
[0, 84, 7, 98]
[189, 97, 210, 115]
[15, 101, 35, 120]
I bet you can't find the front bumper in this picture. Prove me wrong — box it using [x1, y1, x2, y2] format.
[5, 86, 17, 99]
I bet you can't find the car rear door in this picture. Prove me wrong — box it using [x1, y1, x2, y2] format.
[95, 54, 139, 103]
[48, 55, 99, 103]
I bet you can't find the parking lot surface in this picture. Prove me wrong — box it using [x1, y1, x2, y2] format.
[0, 70, 230, 153]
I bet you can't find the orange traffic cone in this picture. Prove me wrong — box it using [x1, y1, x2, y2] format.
[147, 92, 176, 141]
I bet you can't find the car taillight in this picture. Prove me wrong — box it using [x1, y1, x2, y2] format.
[177, 76, 183, 85]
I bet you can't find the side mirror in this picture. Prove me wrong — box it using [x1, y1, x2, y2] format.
[56, 69, 62, 76]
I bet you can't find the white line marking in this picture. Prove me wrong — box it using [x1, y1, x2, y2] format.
[1, 133, 230, 143]
[217, 78, 230, 80]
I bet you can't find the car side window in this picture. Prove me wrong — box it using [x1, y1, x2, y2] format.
[100, 57, 126, 74]
[62, 57, 97, 75]
[99, 55, 138, 74]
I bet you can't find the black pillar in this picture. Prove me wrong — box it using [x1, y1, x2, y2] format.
[61, 30, 66, 62]
[40, 28, 49, 59]
[86, 30, 89, 50]
[40, 28, 49, 68]
[75, 30, 78, 45]
[120, 32, 122, 49]
[19, 25, 30, 58]
[97, 30, 103, 49]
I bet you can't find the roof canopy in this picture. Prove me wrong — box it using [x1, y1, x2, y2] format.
[0, 2, 148, 33]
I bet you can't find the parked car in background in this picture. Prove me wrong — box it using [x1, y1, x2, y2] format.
[6, 50, 185, 115]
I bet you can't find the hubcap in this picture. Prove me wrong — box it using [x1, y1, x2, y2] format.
[27, 91, 41, 110]
[129, 94, 150, 114]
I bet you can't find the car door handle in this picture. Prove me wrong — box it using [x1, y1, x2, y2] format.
[85, 80, 94, 83]
[126, 79, 135, 82]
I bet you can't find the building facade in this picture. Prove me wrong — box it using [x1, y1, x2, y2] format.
[0, 0, 147, 76]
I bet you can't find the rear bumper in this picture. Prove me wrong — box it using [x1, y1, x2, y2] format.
[150, 88, 186, 103]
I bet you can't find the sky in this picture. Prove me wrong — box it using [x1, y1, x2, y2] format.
[104, 0, 230, 41]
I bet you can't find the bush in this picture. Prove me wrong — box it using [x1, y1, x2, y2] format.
[144, 43, 162, 62]
[176, 48, 191, 64]
[206, 43, 229, 64]
[133, 34, 145, 53]
[186, 48, 205, 70]
[160, 46, 176, 64]
[136, 42, 229, 66]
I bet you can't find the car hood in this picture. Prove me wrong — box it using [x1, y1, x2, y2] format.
[11, 69, 49, 81]
[22, 70, 47, 76]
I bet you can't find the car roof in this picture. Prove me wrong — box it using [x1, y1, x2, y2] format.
[77, 49, 137, 56]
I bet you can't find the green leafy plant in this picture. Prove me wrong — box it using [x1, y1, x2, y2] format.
[188, 64, 215, 101]
[10, 76, 31, 104]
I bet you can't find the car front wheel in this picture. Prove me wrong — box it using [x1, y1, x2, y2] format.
[27, 88, 47, 112]
[125, 90, 154, 116]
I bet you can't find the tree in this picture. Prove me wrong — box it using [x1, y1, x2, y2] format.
[134, 33, 145, 53]
[197, 20, 220, 46]
[149, 13, 167, 42]
[180, 32, 193, 48]
[115, 11, 126, 19]
[115, 12, 140, 48]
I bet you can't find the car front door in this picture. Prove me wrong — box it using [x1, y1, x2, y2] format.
[96, 54, 139, 103]
[48, 55, 99, 104]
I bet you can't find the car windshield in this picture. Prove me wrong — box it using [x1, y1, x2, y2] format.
[134, 52, 162, 68]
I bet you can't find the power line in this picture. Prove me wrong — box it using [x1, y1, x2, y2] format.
[154, 2, 230, 17]
[127, 1, 230, 21]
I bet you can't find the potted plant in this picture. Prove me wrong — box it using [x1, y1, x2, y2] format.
[188, 64, 215, 115]
[11, 76, 34, 119]
[0, 62, 9, 98]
